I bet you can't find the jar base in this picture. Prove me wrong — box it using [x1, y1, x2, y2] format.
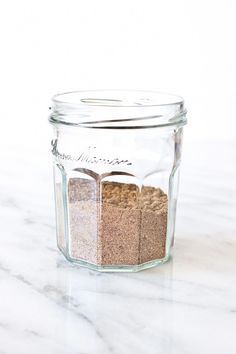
[59, 247, 171, 272]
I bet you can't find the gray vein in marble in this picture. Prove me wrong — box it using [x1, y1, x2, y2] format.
[24, 329, 41, 337]
[1, 198, 19, 209]
[0, 261, 114, 353]
[23, 217, 55, 230]
[41, 284, 114, 352]
[12, 252, 230, 316]
[0, 322, 9, 329]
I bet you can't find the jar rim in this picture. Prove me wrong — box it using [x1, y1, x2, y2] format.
[49, 90, 187, 129]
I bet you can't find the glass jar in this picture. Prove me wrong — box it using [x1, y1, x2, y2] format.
[49, 90, 187, 272]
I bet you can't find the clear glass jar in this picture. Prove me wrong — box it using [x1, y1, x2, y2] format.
[49, 90, 187, 272]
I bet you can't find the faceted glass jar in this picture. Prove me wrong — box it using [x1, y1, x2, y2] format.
[49, 90, 187, 272]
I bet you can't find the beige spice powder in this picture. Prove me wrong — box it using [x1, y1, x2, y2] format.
[67, 178, 168, 266]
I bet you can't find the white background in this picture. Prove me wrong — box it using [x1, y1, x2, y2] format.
[0, 0, 235, 150]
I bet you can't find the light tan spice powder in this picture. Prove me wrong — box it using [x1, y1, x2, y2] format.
[67, 178, 168, 266]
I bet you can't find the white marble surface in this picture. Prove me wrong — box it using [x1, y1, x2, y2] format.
[0, 141, 236, 354]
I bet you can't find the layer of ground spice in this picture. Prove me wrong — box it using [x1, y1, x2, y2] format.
[67, 179, 168, 266]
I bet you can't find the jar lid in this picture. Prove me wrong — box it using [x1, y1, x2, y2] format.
[49, 90, 187, 129]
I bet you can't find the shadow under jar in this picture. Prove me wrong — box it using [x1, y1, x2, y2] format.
[49, 90, 187, 272]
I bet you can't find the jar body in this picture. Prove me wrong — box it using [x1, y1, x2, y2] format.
[51, 123, 184, 272]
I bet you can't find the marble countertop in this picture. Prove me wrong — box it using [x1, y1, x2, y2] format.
[1, 141, 236, 354]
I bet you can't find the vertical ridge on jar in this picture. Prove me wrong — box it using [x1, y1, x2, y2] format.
[68, 178, 99, 264]
[100, 182, 140, 265]
[139, 186, 168, 263]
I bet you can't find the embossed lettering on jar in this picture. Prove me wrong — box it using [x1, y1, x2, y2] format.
[49, 90, 187, 272]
